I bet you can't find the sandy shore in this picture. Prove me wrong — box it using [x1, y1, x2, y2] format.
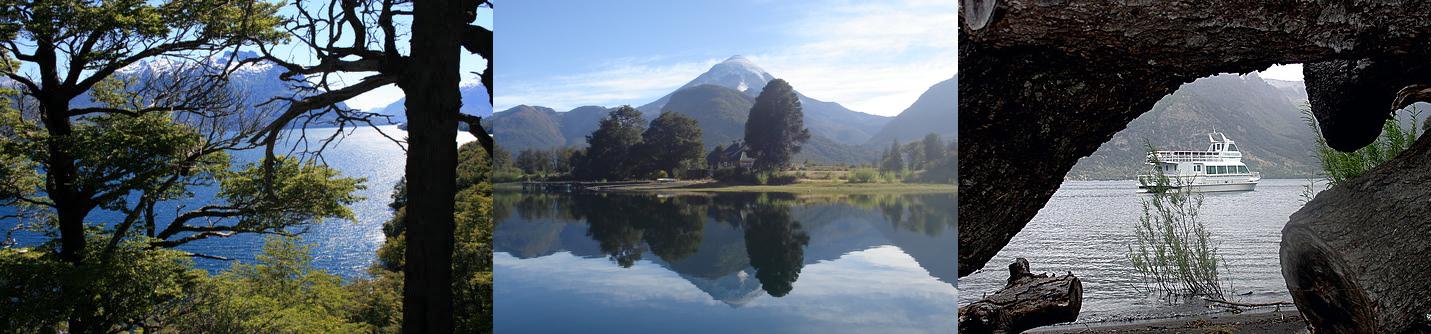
[1028, 310, 1307, 334]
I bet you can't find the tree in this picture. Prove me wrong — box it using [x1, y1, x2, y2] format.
[922, 133, 945, 168]
[245, 1, 493, 331]
[903, 140, 925, 170]
[0, 78, 361, 331]
[0, 0, 284, 266]
[579, 106, 645, 180]
[882, 140, 904, 173]
[743, 79, 809, 171]
[637, 112, 703, 178]
[515, 149, 551, 175]
[367, 141, 492, 333]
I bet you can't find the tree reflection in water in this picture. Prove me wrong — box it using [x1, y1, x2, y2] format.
[493, 191, 955, 297]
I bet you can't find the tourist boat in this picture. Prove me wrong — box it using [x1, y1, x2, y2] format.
[1136, 131, 1260, 193]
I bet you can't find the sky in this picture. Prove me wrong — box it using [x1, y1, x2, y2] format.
[6, 2, 490, 113]
[495, 0, 957, 116]
[283, 5, 492, 111]
[1258, 63, 1304, 81]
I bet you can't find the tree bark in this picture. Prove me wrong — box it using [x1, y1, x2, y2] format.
[400, 0, 465, 332]
[959, 0, 1431, 276]
[959, 258, 1082, 334]
[1281, 135, 1431, 333]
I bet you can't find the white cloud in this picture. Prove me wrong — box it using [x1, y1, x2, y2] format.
[496, 58, 720, 111]
[752, 0, 957, 115]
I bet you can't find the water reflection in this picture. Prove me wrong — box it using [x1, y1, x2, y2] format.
[495, 191, 957, 332]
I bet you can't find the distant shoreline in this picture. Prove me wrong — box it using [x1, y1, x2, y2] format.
[495, 180, 956, 195]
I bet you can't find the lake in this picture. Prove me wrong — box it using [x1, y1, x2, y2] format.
[957, 179, 1316, 323]
[1, 125, 471, 279]
[493, 191, 957, 334]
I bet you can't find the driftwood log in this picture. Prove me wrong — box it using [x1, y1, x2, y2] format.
[959, 258, 1082, 334]
[1281, 134, 1431, 333]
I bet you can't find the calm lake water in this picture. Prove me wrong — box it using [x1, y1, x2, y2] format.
[957, 179, 1315, 323]
[1, 125, 468, 279]
[493, 191, 957, 333]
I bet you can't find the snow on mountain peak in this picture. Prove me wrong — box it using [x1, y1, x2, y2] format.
[683, 55, 774, 95]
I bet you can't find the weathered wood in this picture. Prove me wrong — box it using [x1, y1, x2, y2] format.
[959, 0, 1431, 277]
[1281, 135, 1431, 333]
[959, 258, 1082, 334]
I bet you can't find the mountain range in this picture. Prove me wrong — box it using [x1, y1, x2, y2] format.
[490, 56, 957, 165]
[83, 51, 491, 128]
[1067, 73, 1322, 179]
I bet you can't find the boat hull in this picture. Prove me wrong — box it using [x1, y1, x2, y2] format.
[1137, 181, 1257, 193]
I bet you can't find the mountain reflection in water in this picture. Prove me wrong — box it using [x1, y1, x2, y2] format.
[494, 191, 957, 333]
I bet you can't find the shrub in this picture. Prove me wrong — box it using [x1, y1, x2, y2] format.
[1126, 144, 1228, 300]
[849, 168, 877, 183]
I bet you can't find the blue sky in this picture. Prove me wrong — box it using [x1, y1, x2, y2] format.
[6, 2, 490, 112]
[495, 0, 957, 116]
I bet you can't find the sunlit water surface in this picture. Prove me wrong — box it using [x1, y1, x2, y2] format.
[494, 192, 957, 333]
[958, 179, 1314, 322]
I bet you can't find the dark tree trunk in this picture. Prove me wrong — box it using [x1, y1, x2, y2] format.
[959, 258, 1082, 334]
[400, 0, 465, 332]
[959, 0, 1431, 277]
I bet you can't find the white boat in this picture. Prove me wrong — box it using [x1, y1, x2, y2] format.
[1136, 132, 1260, 193]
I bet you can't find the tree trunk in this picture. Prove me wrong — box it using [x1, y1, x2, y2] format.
[959, 258, 1082, 334]
[958, 0, 1431, 277]
[400, 0, 465, 332]
[1281, 135, 1431, 333]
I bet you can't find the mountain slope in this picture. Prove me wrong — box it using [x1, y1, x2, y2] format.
[638, 56, 891, 146]
[493, 56, 885, 163]
[867, 76, 957, 146]
[1067, 73, 1318, 179]
[490, 105, 566, 150]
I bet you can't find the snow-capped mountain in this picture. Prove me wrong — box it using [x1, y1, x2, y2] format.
[683, 55, 776, 95]
[375, 82, 492, 125]
[103, 51, 352, 126]
[636, 56, 890, 145]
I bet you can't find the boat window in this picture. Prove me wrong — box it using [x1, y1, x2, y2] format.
[1238, 166, 1248, 173]
[1194, 165, 1202, 172]
[1228, 144, 1238, 152]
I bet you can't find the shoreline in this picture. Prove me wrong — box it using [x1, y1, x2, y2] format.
[1028, 309, 1306, 334]
[495, 179, 956, 195]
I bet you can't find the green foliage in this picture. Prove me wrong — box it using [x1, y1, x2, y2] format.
[1303, 106, 1422, 187]
[577, 106, 645, 180]
[216, 156, 365, 233]
[880, 140, 904, 174]
[1126, 144, 1228, 299]
[636, 111, 704, 178]
[167, 236, 369, 333]
[0, 242, 200, 333]
[744, 79, 810, 171]
[848, 168, 878, 183]
[363, 141, 491, 333]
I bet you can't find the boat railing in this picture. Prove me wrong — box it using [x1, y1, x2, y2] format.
[1148, 151, 1238, 163]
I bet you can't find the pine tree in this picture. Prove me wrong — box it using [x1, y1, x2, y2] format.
[744, 79, 810, 171]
